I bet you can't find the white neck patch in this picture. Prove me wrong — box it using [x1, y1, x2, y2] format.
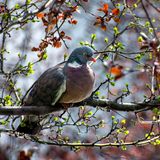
[67, 61, 82, 68]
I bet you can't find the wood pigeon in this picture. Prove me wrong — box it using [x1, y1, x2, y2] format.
[17, 47, 96, 134]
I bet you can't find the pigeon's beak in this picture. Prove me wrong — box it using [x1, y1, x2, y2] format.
[89, 57, 96, 62]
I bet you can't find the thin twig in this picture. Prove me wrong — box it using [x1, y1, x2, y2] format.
[141, 0, 159, 42]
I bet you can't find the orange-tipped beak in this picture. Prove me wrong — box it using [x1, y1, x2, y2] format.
[89, 57, 96, 62]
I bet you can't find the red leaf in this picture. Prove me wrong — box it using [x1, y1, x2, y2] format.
[98, 3, 109, 14]
[36, 12, 45, 19]
[110, 65, 124, 80]
[68, 19, 78, 25]
[112, 8, 120, 16]
[103, 4, 109, 11]
[72, 19, 78, 24]
[58, 13, 65, 19]
[64, 36, 72, 40]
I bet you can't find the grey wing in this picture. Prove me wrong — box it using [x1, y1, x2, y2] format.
[24, 64, 66, 106]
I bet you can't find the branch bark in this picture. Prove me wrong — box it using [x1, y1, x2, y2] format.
[0, 98, 159, 115]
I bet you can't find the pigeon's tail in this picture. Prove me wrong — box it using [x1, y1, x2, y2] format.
[16, 116, 42, 135]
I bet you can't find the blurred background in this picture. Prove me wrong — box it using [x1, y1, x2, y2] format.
[0, 0, 160, 159]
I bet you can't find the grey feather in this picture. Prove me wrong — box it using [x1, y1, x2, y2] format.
[17, 63, 66, 134]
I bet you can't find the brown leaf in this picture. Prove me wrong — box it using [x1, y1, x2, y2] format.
[31, 47, 39, 52]
[18, 151, 30, 160]
[60, 31, 65, 37]
[106, 17, 112, 22]
[101, 24, 107, 31]
[0, 5, 5, 13]
[94, 17, 103, 26]
[58, 13, 65, 19]
[113, 17, 121, 23]
[51, 18, 57, 24]
[42, 17, 48, 26]
[37, 52, 42, 58]
[39, 41, 48, 50]
[53, 41, 62, 48]
[46, 24, 55, 33]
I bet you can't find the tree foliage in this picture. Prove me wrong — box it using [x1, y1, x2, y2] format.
[0, 0, 160, 159]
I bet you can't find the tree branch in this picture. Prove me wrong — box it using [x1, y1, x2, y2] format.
[2, 129, 160, 147]
[29, 133, 160, 147]
[0, 0, 54, 34]
[0, 97, 159, 115]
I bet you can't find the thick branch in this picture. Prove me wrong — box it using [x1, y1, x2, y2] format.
[0, 98, 159, 115]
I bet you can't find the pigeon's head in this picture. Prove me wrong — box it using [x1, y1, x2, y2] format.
[68, 47, 96, 65]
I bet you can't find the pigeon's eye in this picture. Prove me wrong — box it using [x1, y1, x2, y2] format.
[86, 54, 91, 58]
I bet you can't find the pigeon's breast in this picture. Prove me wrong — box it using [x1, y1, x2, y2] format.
[59, 64, 95, 103]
